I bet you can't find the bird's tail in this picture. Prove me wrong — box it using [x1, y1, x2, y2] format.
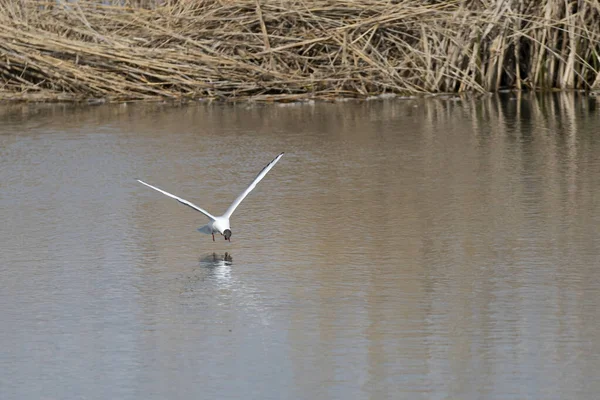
[197, 225, 212, 234]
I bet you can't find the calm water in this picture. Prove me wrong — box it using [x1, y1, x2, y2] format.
[1, 94, 599, 399]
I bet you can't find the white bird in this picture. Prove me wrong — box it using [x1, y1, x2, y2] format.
[136, 152, 284, 242]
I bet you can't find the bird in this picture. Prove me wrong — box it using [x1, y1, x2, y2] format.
[136, 152, 284, 242]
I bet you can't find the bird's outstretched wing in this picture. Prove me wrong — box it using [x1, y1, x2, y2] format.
[136, 179, 217, 221]
[223, 152, 284, 219]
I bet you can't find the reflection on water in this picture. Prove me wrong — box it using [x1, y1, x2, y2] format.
[196, 252, 233, 285]
[199, 252, 233, 266]
[1, 93, 600, 400]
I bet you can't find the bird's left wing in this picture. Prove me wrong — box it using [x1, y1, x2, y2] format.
[223, 152, 284, 219]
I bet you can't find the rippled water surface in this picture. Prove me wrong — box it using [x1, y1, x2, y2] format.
[1, 94, 600, 399]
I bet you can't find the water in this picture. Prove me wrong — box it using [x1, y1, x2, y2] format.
[1, 94, 599, 399]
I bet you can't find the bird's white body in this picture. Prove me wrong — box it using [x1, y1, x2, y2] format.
[197, 218, 230, 236]
[137, 152, 284, 241]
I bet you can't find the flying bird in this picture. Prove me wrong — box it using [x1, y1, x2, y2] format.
[136, 152, 284, 242]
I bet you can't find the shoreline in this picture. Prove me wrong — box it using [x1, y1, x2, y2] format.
[1, 89, 598, 106]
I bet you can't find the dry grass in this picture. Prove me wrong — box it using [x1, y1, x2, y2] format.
[0, 0, 599, 102]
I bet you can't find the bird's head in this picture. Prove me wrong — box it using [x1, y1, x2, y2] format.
[223, 229, 232, 241]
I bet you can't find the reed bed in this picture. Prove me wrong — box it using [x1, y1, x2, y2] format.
[0, 0, 599, 102]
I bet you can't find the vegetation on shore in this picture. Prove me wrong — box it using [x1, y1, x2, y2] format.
[1, 0, 599, 102]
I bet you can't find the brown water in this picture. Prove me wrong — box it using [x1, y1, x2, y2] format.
[1, 94, 600, 400]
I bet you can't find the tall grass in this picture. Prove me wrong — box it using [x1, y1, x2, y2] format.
[0, 0, 599, 102]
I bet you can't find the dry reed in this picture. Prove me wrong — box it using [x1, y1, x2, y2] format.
[0, 0, 599, 102]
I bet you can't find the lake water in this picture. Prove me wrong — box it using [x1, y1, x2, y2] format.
[1, 94, 599, 399]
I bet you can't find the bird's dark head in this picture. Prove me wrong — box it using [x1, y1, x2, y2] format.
[223, 229, 232, 241]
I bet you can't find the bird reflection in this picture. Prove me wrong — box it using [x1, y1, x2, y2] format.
[198, 252, 233, 285]
[182, 253, 270, 330]
[199, 252, 233, 265]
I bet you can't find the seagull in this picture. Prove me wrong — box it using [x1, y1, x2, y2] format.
[136, 152, 284, 242]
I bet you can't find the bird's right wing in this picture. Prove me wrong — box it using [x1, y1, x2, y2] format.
[136, 179, 216, 221]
